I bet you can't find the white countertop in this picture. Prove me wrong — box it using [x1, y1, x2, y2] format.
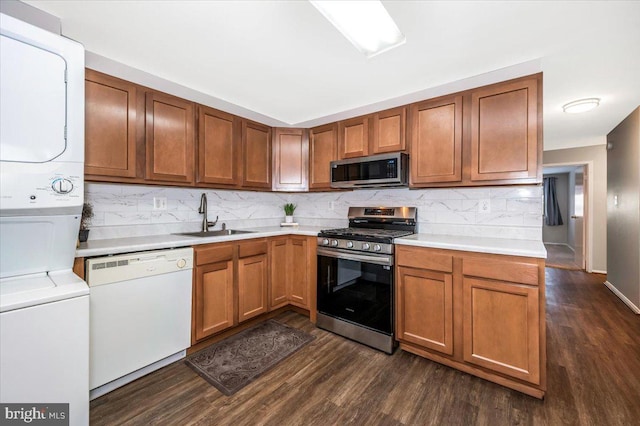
[77, 227, 545, 259]
[394, 234, 547, 258]
[76, 226, 324, 258]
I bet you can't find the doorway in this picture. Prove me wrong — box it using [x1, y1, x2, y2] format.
[543, 163, 590, 271]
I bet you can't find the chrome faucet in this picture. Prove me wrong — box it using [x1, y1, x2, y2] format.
[198, 193, 218, 232]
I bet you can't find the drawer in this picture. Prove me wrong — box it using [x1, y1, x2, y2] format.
[462, 257, 539, 286]
[195, 244, 234, 266]
[396, 246, 453, 273]
[239, 240, 268, 258]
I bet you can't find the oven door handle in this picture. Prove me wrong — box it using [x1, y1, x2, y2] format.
[317, 247, 394, 266]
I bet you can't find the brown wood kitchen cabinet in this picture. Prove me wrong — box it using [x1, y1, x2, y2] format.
[241, 120, 272, 189]
[85, 69, 139, 179]
[193, 243, 235, 342]
[269, 236, 289, 310]
[338, 115, 370, 159]
[145, 91, 195, 184]
[337, 107, 407, 159]
[192, 236, 314, 345]
[197, 105, 239, 187]
[462, 254, 542, 386]
[237, 240, 269, 322]
[396, 246, 454, 356]
[395, 244, 546, 398]
[269, 235, 313, 310]
[192, 238, 269, 343]
[371, 106, 407, 154]
[272, 128, 309, 191]
[309, 123, 338, 190]
[410, 96, 463, 185]
[470, 77, 540, 183]
[408, 74, 542, 187]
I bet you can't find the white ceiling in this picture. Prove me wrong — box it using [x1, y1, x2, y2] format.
[23, 0, 640, 151]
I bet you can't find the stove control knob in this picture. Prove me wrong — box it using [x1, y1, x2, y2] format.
[346, 241, 354, 248]
[362, 243, 370, 250]
[331, 240, 339, 247]
[322, 238, 330, 246]
[373, 244, 382, 252]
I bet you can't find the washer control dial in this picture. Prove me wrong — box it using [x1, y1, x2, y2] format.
[51, 178, 74, 194]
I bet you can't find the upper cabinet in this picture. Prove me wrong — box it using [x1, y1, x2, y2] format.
[309, 123, 338, 190]
[371, 106, 407, 154]
[241, 120, 272, 189]
[410, 96, 462, 185]
[85, 69, 139, 179]
[338, 115, 370, 159]
[272, 128, 309, 192]
[409, 74, 542, 188]
[84, 70, 541, 191]
[470, 77, 540, 183]
[145, 92, 195, 184]
[336, 107, 407, 159]
[197, 105, 239, 187]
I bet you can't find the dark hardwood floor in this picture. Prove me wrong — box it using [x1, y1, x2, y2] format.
[544, 244, 582, 270]
[90, 268, 640, 425]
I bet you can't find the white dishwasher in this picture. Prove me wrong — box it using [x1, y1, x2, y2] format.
[86, 247, 193, 400]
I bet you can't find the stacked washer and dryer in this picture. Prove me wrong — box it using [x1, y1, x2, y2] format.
[0, 13, 89, 425]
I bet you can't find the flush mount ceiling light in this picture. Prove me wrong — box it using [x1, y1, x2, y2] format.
[562, 98, 600, 114]
[310, 0, 406, 58]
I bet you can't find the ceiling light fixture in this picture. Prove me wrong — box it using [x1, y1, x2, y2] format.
[562, 98, 600, 114]
[309, 0, 406, 58]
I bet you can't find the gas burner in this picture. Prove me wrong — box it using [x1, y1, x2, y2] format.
[318, 207, 417, 254]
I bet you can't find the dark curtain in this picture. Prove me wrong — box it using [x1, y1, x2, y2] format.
[543, 177, 563, 226]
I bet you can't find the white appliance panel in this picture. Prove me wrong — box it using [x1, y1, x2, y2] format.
[87, 248, 193, 391]
[0, 161, 83, 214]
[0, 13, 84, 166]
[0, 294, 89, 426]
[0, 214, 80, 279]
[0, 34, 67, 163]
[0, 270, 89, 313]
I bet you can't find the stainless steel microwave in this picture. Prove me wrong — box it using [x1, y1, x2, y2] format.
[330, 152, 409, 189]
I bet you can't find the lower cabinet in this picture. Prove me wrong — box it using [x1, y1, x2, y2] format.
[396, 266, 454, 355]
[237, 240, 269, 322]
[192, 239, 267, 344]
[395, 245, 546, 398]
[269, 235, 312, 311]
[193, 243, 235, 342]
[192, 236, 314, 345]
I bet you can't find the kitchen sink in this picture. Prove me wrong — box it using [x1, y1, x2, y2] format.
[174, 229, 254, 238]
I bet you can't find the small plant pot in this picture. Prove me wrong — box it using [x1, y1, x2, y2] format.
[285, 215, 294, 223]
[78, 229, 90, 243]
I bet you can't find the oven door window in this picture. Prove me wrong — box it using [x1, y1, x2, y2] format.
[317, 254, 393, 334]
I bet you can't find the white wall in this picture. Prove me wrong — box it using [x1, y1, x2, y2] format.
[85, 183, 543, 242]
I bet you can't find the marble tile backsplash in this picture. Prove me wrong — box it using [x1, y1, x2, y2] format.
[85, 183, 543, 241]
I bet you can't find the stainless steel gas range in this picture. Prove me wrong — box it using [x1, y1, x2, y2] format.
[316, 207, 417, 353]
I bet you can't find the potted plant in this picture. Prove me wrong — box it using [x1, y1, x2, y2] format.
[79, 202, 94, 242]
[283, 203, 296, 223]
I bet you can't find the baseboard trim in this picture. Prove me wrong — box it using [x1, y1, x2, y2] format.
[591, 269, 607, 274]
[604, 281, 640, 314]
